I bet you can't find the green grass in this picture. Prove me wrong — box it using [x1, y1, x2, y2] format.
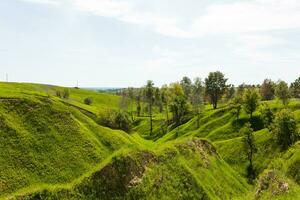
[0, 82, 299, 200]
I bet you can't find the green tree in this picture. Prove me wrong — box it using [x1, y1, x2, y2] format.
[191, 77, 204, 128]
[136, 90, 142, 117]
[271, 109, 298, 150]
[161, 85, 170, 126]
[169, 83, 190, 127]
[243, 88, 260, 120]
[180, 76, 192, 100]
[205, 71, 228, 109]
[260, 103, 274, 128]
[232, 95, 243, 123]
[260, 79, 275, 100]
[128, 87, 135, 121]
[241, 123, 256, 182]
[290, 77, 300, 99]
[145, 80, 155, 135]
[275, 80, 290, 105]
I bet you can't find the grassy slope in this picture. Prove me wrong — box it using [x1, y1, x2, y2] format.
[0, 82, 299, 200]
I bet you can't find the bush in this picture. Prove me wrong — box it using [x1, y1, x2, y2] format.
[260, 104, 274, 128]
[55, 90, 61, 98]
[98, 109, 132, 132]
[62, 89, 70, 99]
[271, 109, 298, 150]
[84, 97, 93, 105]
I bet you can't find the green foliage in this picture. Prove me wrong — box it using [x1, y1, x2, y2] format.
[243, 88, 260, 120]
[205, 71, 228, 109]
[84, 97, 93, 105]
[241, 123, 257, 182]
[290, 77, 300, 99]
[98, 109, 132, 132]
[260, 79, 275, 100]
[260, 103, 274, 128]
[271, 109, 298, 150]
[62, 88, 70, 99]
[276, 81, 290, 105]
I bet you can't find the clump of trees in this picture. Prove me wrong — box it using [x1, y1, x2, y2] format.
[260, 79, 275, 101]
[271, 109, 298, 150]
[98, 109, 132, 132]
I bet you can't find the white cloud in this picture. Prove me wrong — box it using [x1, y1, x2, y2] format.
[20, 0, 300, 38]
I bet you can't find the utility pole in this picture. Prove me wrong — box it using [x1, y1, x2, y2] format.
[6, 73, 8, 82]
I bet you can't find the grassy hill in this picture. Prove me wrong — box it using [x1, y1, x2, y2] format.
[0, 82, 299, 200]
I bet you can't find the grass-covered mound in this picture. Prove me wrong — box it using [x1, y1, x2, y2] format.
[12, 138, 249, 200]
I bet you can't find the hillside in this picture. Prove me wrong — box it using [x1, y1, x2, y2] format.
[0, 82, 299, 200]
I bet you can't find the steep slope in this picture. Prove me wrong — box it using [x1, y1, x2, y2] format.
[13, 138, 249, 200]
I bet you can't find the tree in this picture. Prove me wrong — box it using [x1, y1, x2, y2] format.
[128, 87, 135, 121]
[275, 80, 290, 105]
[145, 80, 155, 135]
[243, 88, 260, 120]
[290, 77, 300, 99]
[232, 95, 243, 123]
[241, 123, 256, 181]
[271, 109, 298, 150]
[205, 71, 228, 109]
[225, 84, 235, 101]
[260, 79, 275, 101]
[191, 77, 204, 128]
[161, 85, 170, 126]
[260, 103, 274, 128]
[154, 88, 163, 113]
[180, 76, 192, 100]
[169, 83, 190, 128]
[136, 90, 142, 117]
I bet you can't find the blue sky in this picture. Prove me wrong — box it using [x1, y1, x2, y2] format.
[0, 0, 299, 87]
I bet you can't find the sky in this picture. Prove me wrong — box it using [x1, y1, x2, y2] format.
[0, 0, 299, 87]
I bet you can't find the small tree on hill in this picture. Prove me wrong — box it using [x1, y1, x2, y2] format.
[191, 77, 204, 128]
[275, 81, 290, 105]
[260, 103, 274, 129]
[161, 85, 170, 126]
[290, 77, 300, 99]
[62, 88, 70, 99]
[232, 95, 243, 124]
[241, 123, 256, 182]
[205, 71, 228, 109]
[271, 109, 298, 150]
[243, 88, 260, 121]
[260, 79, 275, 101]
[180, 76, 192, 101]
[145, 80, 155, 135]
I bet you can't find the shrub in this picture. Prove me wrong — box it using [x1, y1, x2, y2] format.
[271, 109, 298, 150]
[55, 90, 61, 98]
[84, 97, 93, 105]
[98, 109, 132, 132]
[62, 89, 70, 99]
[260, 104, 274, 128]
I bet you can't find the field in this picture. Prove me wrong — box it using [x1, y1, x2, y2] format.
[0, 82, 299, 200]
